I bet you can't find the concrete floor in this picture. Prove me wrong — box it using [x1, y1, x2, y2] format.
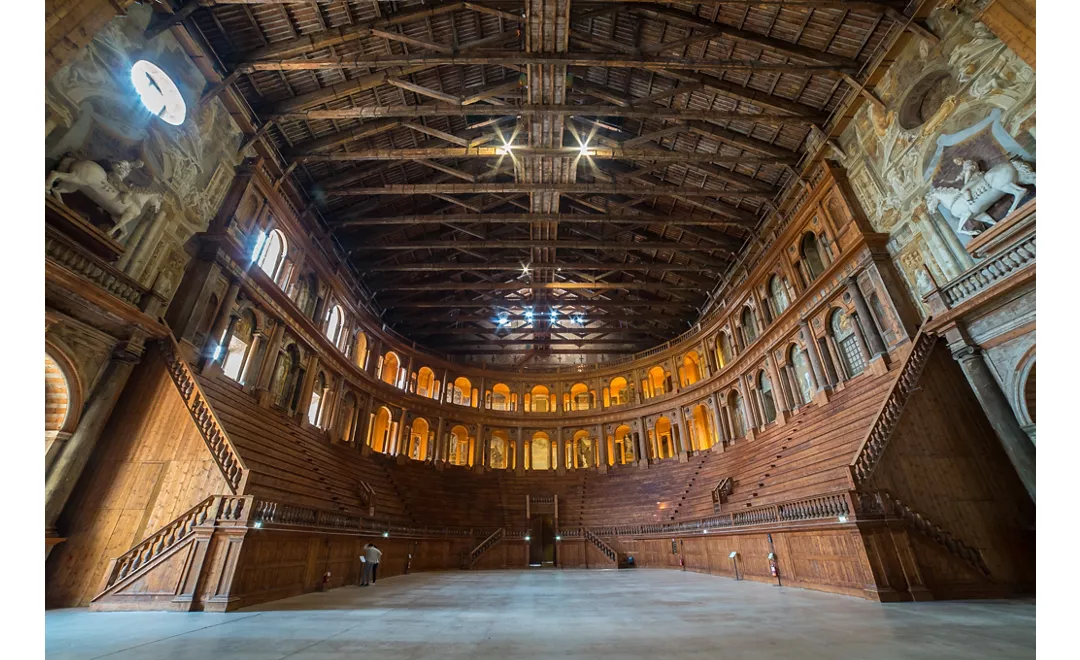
[46, 570, 1035, 660]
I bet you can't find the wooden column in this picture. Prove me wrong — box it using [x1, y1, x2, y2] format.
[240, 331, 266, 388]
[800, 320, 831, 403]
[515, 427, 526, 475]
[556, 429, 567, 474]
[203, 280, 240, 367]
[295, 355, 320, 422]
[847, 276, 888, 359]
[254, 320, 286, 403]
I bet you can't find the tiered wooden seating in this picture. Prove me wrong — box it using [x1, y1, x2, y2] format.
[676, 369, 896, 519]
[195, 373, 411, 523]
[580, 459, 703, 526]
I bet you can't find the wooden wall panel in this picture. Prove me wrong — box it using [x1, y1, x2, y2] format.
[46, 351, 229, 607]
[865, 346, 1035, 592]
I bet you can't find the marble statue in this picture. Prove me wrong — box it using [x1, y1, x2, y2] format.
[925, 158, 1035, 235]
[45, 156, 163, 241]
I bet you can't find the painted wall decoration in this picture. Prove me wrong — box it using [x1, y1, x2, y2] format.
[45, 3, 243, 296]
[836, 0, 1035, 315]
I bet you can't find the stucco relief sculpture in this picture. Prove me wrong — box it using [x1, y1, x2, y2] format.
[46, 157, 164, 241]
[925, 157, 1035, 235]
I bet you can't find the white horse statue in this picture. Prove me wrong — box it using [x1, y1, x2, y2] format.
[45, 156, 163, 241]
[925, 158, 1036, 235]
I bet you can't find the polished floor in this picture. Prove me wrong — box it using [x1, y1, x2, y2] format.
[46, 569, 1035, 659]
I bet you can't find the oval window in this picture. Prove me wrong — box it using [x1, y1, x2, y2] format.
[131, 60, 187, 126]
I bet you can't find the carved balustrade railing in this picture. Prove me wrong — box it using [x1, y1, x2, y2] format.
[469, 528, 505, 565]
[583, 527, 617, 562]
[941, 232, 1035, 308]
[161, 336, 247, 492]
[849, 327, 937, 488]
[45, 225, 146, 308]
[711, 477, 733, 512]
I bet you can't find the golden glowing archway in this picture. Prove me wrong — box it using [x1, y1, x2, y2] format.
[380, 351, 400, 386]
[369, 406, 393, 453]
[408, 417, 430, 461]
[691, 404, 717, 451]
[608, 376, 628, 407]
[610, 424, 635, 465]
[530, 431, 552, 469]
[681, 351, 702, 386]
[416, 367, 436, 398]
[490, 430, 510, 469]
[654, 416, 674, 459]
[449, 425, 472, 466]
[491, 383, 511, 411]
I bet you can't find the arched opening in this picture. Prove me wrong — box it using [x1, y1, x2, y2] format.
[644, 365, 666, 399]
[452, 376, 474, 407]
[741, 306, 759, 344]
[718, 332, 734, 368]
[830, 309, 865, 379]
[325, 305, 343, 347]
[408, 417, 430, 461]
[339, 391, 358, 443]
[416, 367, 436, 398]
[529, 385, 550, 413]
[491, 383, 511, 411]
[758, 370, 777, 424]
[610, 424, 635, 465]
[728, 391, 747, 439]
[369, 406, 393, 454]
[569, 383, 591, 411]
[380, 351, 400, 386]
[45, 353, 71, 438]
[490, 430, 510, 469]
[196, 293, 220, 343]
[681, 351, 702, 386]
[801, 232, 826, 281]
[654, 417, 674, 460]
[222, 309, 256, 383]
[295, 273, 319, 320]
[691, 404, 717, 451]
[256, 229, 287, 282]
[307, 372, 327, 427]
[788, 344, 814, 406]
[354, 332, 368, 370]
[608, 377, 629, 407]
[448, 425, 472, 466]
[270, 344, 301, 410]
[769, 275, 790, 318]
[1023, 362, 1036, 425]
[530, 432, 552, 470]
[570, 429, 595, 469]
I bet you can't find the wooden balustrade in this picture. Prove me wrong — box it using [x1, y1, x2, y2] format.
[941, 232, 1035, 307]
[848, 327, 937, 488]
[45, 225, 146, 308]
[160, 336, 247, 492]
[583, 527, 617, 562]
[469, 528, 505, 565]
[711, 477, 733, 513]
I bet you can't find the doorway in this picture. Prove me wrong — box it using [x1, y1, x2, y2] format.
[528, 515, 556, 566]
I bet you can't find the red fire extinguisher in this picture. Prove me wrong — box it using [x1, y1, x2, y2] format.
[320, 570, 331, 591]
[769, 561, 778, 578]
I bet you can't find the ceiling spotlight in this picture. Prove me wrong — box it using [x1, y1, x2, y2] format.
[549, 309, 558, 324]
[496, 312, 510, 326]
[499, 142, 515, 155]
[579, 142, 591, 156]
[521, 263, 531, 276]
[524, 308, 534, 323]
[572, 314, 585, 326]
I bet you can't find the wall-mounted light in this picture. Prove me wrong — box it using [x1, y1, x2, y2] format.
[253, 521, 263, 529]
[524, 535, 531, 541]
[838, 515, 848, 523]
[382, 531, 390, 538]
[555, 535, 562, 541]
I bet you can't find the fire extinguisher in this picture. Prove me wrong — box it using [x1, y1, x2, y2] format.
[769, 560, 778, 578]
[320, 570, 331, 591]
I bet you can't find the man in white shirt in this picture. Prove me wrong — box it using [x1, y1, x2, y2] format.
[360, 543, 382, 586]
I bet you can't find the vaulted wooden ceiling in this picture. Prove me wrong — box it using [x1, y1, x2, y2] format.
[184, 0, 906, 361]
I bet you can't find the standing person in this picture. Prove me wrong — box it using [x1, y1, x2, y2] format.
[369, 543, 383, 584]
[359, 543, 374, 587]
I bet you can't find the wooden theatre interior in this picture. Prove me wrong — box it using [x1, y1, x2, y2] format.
[44, 0, 1036, 610]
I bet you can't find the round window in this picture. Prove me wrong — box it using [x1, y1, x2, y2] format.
[131, 60, 187, 126]
[897, 71, 954, 130]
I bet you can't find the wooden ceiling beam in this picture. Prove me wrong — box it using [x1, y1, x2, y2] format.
[270, 104, 821, 123]
[350, 239, 728, 252]
[365, 260, 720, 271]
[332, 213, 754, 228]
[376, 281, 705, 292]
[300, 148, 795, 164]
[326, 182, 775, 198]
[382, 300, 696, 308]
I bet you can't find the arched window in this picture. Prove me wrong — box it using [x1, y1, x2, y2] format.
[369, 407, 393, 453]
[354, 332, 369, 370]
[644, 365, 666, 399]
[491, 383, 511, 410]
[570, 430, 595, 469]
[530, 432, 551, 470]
[801, 232, 826, 281]
[448, 425, 472, 466]
[758, 370, 777, 424]
[408, 418, 430, 461]
[769, 275, 790, 317]
[325, 305, 343, 347]
[256, 229, 287, 282]
[691, 404, 716, 451]
[830, 309, 865, 379]
[608, 377, 628, 406]
[339, 392, 358, 443]
[569, 383, 591, 411]
[681, 351, 702, 386]
[45, 351, 78, 456]
[452, 377, 473, 406]
[380, 351, 401, 386]
[611, 425, 635, 465]
[789, 344, 814, 406]
[654, 417, 674, 460]
[718, 332, 734, 368]
[307, 372, 327, 426]
[728, 391, 747, 439]
[530, 385, 550, 413]
[416, 367, 436, 398]
[271, 345, 300, 410]
[222, 309, 256, 383]
[741, 306, 758, 344]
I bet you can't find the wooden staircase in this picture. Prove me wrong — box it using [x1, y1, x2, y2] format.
[711, 477, 733, 513]
[583, 527, 618, 566]
[670, 452, 712, 520]
[466, 528, 505, 568]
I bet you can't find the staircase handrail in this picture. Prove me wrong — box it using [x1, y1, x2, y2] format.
[848, 326, 937, 488]
[711, 477, 733, 511]
[469, 527, 505, 564]
[160, 335, 247, 492]
[583, 527, 617, 562]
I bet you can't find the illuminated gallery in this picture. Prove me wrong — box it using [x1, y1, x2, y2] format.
[43, 0, 1036, 658]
